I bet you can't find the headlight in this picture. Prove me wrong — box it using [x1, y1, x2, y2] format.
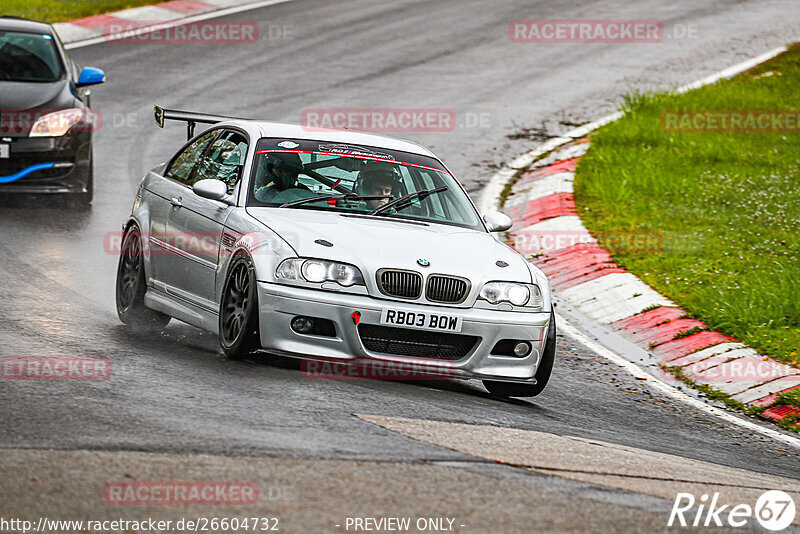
[479, 282, 542, 308]
[29, 108, 85, 137]
[276, 258, 364, 287]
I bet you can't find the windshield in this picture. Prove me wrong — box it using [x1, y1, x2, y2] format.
[0, 31, 63, 83]
[247, 138, 483, 230]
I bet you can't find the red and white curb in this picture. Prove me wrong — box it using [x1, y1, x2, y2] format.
[53, 0, 294, 47]
[500, 138, 800, 426]
[480, 45, 799, 432]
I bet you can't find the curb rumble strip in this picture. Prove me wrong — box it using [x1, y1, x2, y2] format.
[480, 45, 800, 446]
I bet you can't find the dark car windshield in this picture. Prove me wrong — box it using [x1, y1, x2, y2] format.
[247, 139, 483, 230]
[0, 31, 63, 82]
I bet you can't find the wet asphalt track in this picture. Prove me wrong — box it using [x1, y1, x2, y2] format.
[2, 0, 800, 508]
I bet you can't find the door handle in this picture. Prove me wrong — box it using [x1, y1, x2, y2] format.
[169, 197, 182, 208]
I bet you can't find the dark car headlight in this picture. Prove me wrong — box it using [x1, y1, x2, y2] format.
[29, 108, 88, 137]
[276, 258, 365, 287]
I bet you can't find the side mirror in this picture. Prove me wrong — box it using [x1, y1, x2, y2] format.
[483, 211, 512, 232]
[76, 67, 106, 87]
[193, 179, 234, 205]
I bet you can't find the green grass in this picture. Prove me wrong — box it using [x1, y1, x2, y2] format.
[775, 389, 800, 408]
[574, 44, 800, 368]
[3, 0, 167, 23]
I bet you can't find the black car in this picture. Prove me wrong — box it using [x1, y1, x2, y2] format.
[0, 16, 105, 205]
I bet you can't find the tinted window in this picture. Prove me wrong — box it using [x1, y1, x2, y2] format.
[0, 31, 63, 82]
[191, 131, 247, 193]
[166, 130, 218, 185]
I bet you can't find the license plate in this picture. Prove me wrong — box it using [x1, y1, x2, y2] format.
[0, 144, 8, 159]
[380, 308, 463, 332]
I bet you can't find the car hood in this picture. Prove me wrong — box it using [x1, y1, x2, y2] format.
[0, 80, 74, 137]
[0, 80, 71, 110]
[247, 207, 532, 284]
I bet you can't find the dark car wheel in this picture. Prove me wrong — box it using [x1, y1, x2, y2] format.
[483, 311, 557, 398]
[219, 253, 261, 360]
[115, 225, 170, 332]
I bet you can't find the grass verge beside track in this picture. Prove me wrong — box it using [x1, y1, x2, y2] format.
[4, 0, 166, 23]
[574, 44, 800, 368]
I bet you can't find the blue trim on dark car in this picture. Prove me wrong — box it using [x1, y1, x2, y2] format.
[0, 162, 66, 184]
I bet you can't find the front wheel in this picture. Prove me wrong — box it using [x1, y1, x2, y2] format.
[219, 254, 261, 359]
[116, 225, 170, 332]
[483, 311, 556, 398]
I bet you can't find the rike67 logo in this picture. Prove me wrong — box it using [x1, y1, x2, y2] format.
[669, 491, 796, 531]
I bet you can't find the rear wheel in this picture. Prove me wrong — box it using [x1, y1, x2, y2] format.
[115, 225, 170, 332]
[219, 254, 261, 360]
[483, 311, 556, 398]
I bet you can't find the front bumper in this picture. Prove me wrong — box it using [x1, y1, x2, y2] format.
[257, 281, 552, 382]
[0, 132, 91, 194]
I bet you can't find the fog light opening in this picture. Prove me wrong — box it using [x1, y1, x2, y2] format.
[291, 316, 315, 334]
[513, 341, 531, 357]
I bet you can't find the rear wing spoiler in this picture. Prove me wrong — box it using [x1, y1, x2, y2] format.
[154, 105, 246, 140]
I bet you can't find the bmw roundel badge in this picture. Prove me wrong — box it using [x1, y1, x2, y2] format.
[417, 258, 430, 267]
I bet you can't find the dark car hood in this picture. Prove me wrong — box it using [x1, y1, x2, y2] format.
[0, 80, 72, 109]
[0, 80, 75, 136]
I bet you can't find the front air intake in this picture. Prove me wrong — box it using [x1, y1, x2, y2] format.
[377, 269, 422, 299]
[426, 275, 470, 304]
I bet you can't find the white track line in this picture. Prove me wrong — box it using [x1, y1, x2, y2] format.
[478, 45, 788, 214]
[557, 316, 800, 449]
[64, 0, 296, 50]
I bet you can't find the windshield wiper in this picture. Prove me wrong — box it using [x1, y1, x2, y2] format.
[280, 193, 391, 208]
[369, 186, 448, 216]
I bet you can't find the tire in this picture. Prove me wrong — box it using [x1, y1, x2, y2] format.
[483, 311, 557, 398]
[219, 253, 261, 360]
[115, 225, 170, 332]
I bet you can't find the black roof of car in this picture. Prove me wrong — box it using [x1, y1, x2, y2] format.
[0, 16, 56, 34]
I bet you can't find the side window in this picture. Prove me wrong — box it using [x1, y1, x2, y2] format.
[190, 131, 248, 193]
[166, 130, 219, 185]
[53, 33, 75, 81]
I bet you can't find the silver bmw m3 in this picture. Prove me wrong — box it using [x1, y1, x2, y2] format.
[115, 106, 556, 397]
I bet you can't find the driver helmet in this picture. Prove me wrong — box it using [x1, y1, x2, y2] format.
[355, 162, 400, 196]
[263, 152, 303, 190]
